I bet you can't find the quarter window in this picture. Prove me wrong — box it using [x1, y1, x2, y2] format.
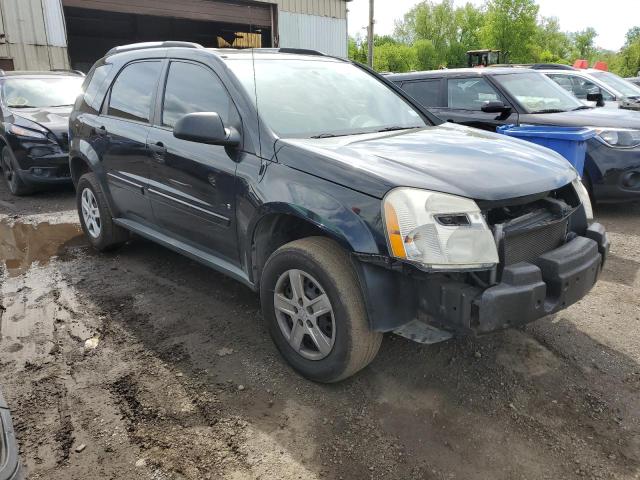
[83, 64, 112, 113]
[401, 79, 441, 107]
[162, 61, 232, 128]
[108, 61, 161, 123]
[447, 78, 502, 110]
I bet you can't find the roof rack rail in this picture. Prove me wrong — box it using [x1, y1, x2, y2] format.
[106, 41, 203, 56]
[277, 48, 326, 56]
[51, 68, 85, 76]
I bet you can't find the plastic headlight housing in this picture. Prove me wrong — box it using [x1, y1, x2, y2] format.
[572, 178, 593, 222]
[594, 128, 640, 148]
[8, 124, 47, 140]
[383, 188, 499, 270]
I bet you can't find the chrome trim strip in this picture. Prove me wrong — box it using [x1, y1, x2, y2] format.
[107, 172, 143, 189]
[147, 188, 229, 222]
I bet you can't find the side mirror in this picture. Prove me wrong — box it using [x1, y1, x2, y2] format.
[586, 92, 605, 107]
[481, 100, 511, 114]
[173, 112, 240, 146]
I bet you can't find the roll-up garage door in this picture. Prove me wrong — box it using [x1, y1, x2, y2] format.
[61, 0, 273, 27]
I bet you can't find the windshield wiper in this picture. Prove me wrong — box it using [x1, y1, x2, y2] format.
[530, 108, 567, 114]
[377, 126, 421, 133]
[48, 104, 74, 107]
[7, 104, 36, 108]
[310, 133, 344, 139]
[572, 105, 593, 111]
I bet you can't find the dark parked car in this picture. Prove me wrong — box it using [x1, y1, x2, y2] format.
[0, 388, 21, 480]
[0, 70, 83, 195]
[390, 68, 640, 203]
[69, 43, 607, 382]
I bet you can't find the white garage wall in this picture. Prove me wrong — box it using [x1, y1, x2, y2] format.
[278, 11, 347, 57]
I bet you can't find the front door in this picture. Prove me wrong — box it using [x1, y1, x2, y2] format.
[147, 60, 241, 263]
[430, 77, 518, 131]
[101, 60, 163, 225]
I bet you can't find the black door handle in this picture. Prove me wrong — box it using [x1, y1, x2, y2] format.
[148, 142, 167, 162]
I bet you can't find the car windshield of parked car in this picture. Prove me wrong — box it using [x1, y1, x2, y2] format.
[227, 58, 427, 138]
[590, 71, 640, 98]
[494, 72, 583, 113]
[2, 77, 83, 108]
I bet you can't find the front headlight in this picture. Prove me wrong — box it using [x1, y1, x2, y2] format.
[572, 178, 593, 222]
[383, 188, 499, 270]
[594, 128, 640, 148]
[8, 124, 47, 140]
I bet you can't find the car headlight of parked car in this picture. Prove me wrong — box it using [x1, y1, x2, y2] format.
[383, 188, 499, 270]
[572, 178, 594, 222]
[594, 128, 640, 148]
[8, 124, 48, 140]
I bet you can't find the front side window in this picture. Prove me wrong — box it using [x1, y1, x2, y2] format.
[401, 79, 441, 107]
[162, 61, 232, 128]
[447, 78, 502, 110]
[108, 61, 161, 123]
[569, 76, 614, 101]
[226, 58, 427, 138]
[494, 72, 583, 113]
[2, 76, 83, 108]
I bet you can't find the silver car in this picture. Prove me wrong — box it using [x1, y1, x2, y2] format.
[542, 68, 640, 111]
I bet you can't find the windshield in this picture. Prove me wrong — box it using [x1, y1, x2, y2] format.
[1, 77, 83, 108]
[590, 71, 640, 98]
[226, 58, 427, 138]
[494, 72, 583, 113]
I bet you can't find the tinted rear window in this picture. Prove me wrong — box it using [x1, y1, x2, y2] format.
[401, 79, 441, 107]
[108, 61, 161, 123]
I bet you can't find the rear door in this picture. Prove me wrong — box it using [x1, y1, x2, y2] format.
[433, 76, 518, 131]
[100, 60, 162, 224]
[146, 59, 241, 263]
[398, 78, 445, 110]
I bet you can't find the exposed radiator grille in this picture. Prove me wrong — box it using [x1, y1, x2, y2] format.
[502, 217, 569, 266]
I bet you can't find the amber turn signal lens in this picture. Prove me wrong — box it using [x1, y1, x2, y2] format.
[384, 202, 407, 259]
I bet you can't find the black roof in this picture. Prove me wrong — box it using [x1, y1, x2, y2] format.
[388, 67, 534, 82]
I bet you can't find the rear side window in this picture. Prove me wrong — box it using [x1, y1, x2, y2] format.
[447, 77, 503, 110]
[401, 79, 441, 107]
[82, 64, 112, 113]
[161, 61, 233, 128]
[108, 61, 161, 123]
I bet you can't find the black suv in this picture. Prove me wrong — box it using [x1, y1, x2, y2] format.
[69, 42, 608, 382]
[0, 70, 83, 195]
[390, 68, 640, 203]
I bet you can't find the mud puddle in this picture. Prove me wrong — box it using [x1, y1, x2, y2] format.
[0, 220, 85, 277]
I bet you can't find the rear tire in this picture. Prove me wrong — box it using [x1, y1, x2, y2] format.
[260, 237, 382, 383]
[76, 172, 129, 251]
[2, 146, 32, 196]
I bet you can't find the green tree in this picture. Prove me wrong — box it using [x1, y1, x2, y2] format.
[625, 26, 640, 46]
[572, 27, 598, 60]
[533, 17, 573, 63]
[373, 43, 417, 73]
[348, 34, 367, 64]
[481, 0, 539, 62]
[414, 39, 439, 70]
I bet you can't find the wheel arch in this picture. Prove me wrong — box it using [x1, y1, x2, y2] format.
[247, 203, 379, 288]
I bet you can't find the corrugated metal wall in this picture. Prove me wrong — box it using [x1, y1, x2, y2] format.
[255, 0, 347, 19]
[0, 0, 69, 70]
[278, 11, 347, 57]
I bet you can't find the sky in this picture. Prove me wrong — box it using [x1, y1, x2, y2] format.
[346, 0, 638, 52]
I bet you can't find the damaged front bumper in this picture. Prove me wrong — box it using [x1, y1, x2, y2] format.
[354, 223, 608, 340]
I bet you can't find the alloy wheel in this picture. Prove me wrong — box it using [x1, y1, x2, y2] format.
[273, 269, 336, 361]
[81, 187, 102, 238]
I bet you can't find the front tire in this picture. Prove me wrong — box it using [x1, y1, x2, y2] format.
[76, 172, 129, 251]
[260, 237, 382, 383]
[2, 146, 32, 196]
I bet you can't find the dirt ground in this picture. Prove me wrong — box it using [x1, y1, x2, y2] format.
[1, 179, 639, 480]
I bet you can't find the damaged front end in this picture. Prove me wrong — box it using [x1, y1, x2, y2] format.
[354, 182, 609, 342]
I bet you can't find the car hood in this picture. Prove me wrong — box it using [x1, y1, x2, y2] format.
[276, 123, 577, 200]
[10, 106, 71, 141]
[523, 107, 640, 128]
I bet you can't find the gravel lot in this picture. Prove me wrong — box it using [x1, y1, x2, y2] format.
[1, 179, 639, 480]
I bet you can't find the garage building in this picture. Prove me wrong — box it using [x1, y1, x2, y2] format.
[0, 0, 350, 72]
